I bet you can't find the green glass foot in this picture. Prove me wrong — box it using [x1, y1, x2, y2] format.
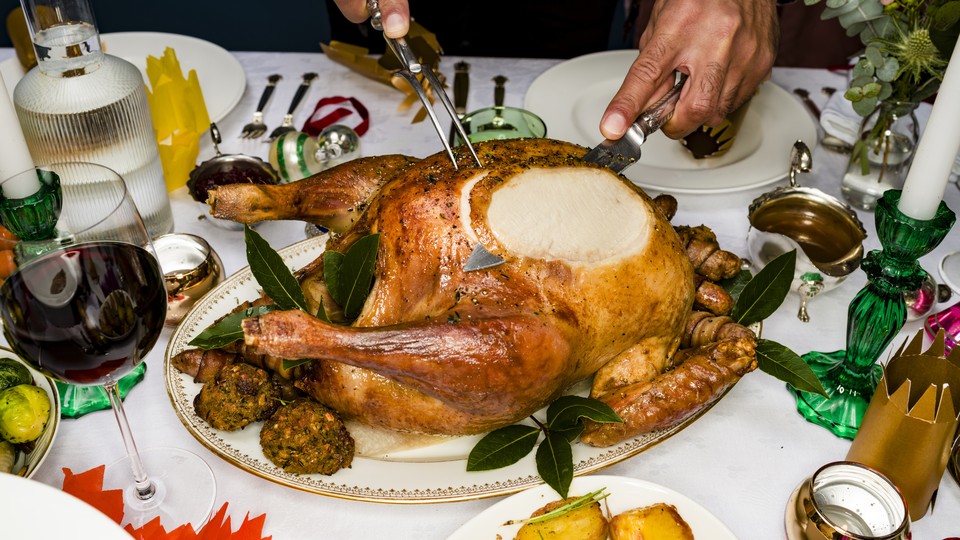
[54, 363, 147, 418]
[791, 350, 883, 439]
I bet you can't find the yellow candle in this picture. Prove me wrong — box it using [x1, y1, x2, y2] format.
[898, 35, 960, 220]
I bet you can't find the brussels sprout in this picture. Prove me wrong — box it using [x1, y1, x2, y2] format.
[0, 358, 32, 392]
[0, 384, 50, 444]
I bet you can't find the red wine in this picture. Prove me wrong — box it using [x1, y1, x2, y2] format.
[0, 242, 165, 385]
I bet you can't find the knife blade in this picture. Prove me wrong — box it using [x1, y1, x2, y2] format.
[448, 61, 470, 145]
[583, 73, 687, 173]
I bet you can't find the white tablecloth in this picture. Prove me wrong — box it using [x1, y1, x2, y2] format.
[2, 48, 959, 539]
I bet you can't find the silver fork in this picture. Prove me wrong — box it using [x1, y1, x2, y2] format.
[267, 72, 318, 141]
[367, 0, 481, 169]
[240, 74, 281, 139]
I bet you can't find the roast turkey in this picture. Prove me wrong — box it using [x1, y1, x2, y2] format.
[207, 139, 756, 446]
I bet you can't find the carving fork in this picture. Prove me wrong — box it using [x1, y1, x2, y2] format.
[366, 0, 482, 169]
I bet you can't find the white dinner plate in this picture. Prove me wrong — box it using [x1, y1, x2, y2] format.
[0, 474, 130, 539]
[1, 31, 245, 123]
[524, 50, 817, 194]
[447, 474, 737, 539]
[1, 347, 60, 478]
[164, 236, 735, 503]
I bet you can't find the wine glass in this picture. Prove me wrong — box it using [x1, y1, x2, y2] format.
[0, 163, 215, 530]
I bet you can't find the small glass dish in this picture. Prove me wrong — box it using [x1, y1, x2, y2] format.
[458, 106, 546, 144]
[154, 233, 224, 326]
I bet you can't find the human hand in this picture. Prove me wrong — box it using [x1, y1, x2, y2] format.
[600, 0, 778, 140]
[332, 0, 411, 38]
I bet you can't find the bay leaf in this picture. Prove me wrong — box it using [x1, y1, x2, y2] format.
[466, 424, 539, 471]
[536, 431, 574, 499]
[718, 269, 752, 305]
[282, 358, 313, 371]
[324, 250, 345, 306]
[546, 395, 622, 430]
[756, 339, 828, 397]
[338, 233, 380, 319]
[244, 225, 308, 312]
[731, 250, 796, 326]
[189, 305, 279, 349]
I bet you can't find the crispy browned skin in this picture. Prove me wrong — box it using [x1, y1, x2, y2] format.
[171, 349, 236, 383]
[581, 337, 757, 447]
[209, 155, 419, 233]
[241, 139, 696, 436]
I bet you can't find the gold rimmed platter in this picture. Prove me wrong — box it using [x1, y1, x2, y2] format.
[164, 235, 736, 503]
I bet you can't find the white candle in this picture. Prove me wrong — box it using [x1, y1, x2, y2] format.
[898, 34, 960, 220]
[0, 71, 39, 199]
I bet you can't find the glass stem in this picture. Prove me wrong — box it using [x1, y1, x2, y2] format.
[104, 381, 156, 500]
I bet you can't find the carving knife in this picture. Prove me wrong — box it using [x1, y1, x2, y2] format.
[582, 73, 687, 173]
[448, 61, 470, 145]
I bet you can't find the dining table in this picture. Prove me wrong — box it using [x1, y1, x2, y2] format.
[1, 44, 958, 539]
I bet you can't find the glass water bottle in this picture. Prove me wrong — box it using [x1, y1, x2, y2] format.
[13, 0, 174, 237]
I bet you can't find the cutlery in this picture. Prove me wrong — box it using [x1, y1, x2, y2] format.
[366, 0, 481, 169]
[582, 73, 687, 173]
[267, 72, 318, 141]
[822, 86, 837, 97]
[793, 88, 822, 120]
[239, 74, 281, 139]
[447, 61, 470, 145]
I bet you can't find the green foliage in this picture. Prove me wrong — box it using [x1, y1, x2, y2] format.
[731, 250, 796, 327]
[806, 0, 960, 117]
[467, 395, 622, 498]
[189, 305, 280, 349]
[245, 226, 308, 312]
[324, 234, 380, 320]
[756, 340, 828, 397]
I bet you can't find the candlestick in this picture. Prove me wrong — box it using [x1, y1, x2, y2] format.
[793, 190, 955, 439]
[898, 34, 960, 220]
[0, 72, 38, 199]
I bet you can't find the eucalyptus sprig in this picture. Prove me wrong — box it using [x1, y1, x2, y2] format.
[467, 395, 622, 498]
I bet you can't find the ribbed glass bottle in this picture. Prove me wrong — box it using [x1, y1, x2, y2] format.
[13, 0, 173, 237]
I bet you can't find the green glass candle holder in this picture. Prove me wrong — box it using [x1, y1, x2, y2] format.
[792, 190, 955, 439]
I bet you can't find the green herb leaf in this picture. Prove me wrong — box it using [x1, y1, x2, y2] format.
[525, 489, 609, 525]
[756, 339, 828, 397]
[731, 250, 796, 326]
[466, 424, 540, 471]
[546, 395, 622, 430]
[552, 423, 585, 443]
[282, 358, 313, 371]
[245, 226, 308, 312]
[325, 234, 380, 320]
[324, 250, 345, 305]
[536, 431, 574, 499]
[188, 305, 280, 349]
[852, 95, 878, 117]
[316, 299, 330, 323]
[718, 270, 753, 305]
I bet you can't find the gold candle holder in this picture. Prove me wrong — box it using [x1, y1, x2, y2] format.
[845, 329, 960, 521]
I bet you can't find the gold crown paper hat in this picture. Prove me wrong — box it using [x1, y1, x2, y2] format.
[846, 329, 960, 521]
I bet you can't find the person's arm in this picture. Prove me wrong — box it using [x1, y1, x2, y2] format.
[333, 0, 411, 38]
[601, 0, 779, 140]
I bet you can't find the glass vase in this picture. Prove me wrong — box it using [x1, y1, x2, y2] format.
[841, 101, 920, 211]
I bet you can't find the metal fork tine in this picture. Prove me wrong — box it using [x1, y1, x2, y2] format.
[420, 67, 482, 168]
[396, 70, 459, 168]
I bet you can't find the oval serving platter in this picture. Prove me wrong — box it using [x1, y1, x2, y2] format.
[164, 235, 737, 503]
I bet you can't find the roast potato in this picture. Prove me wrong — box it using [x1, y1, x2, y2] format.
[608, 502, 694, 540]
[514, 497, 608, 540]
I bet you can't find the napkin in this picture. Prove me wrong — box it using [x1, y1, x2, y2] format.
[61, 465, 272, 540]
[819, 91, 861, 147]
[145, 48, 211, 192]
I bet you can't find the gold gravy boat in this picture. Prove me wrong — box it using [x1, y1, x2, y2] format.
[747, 140, 867, 322]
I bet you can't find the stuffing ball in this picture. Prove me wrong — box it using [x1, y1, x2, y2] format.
[259, 399, 354, 475]
[194, 363, 279, 431]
